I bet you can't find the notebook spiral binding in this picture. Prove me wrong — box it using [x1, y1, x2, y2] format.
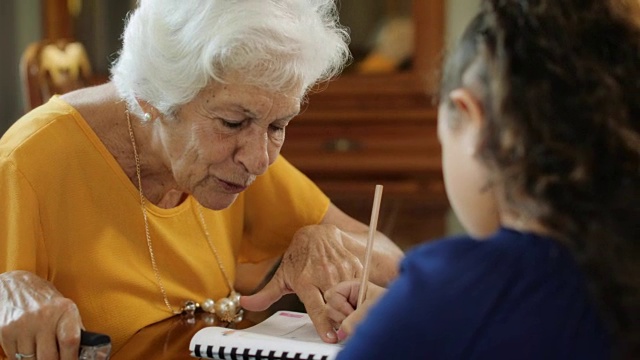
[193, 345, 330, 360]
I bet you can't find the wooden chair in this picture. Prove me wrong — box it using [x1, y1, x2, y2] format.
[20, 38, 93, 112]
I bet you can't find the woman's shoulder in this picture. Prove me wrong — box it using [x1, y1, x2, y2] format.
[0, 97, 78, 157]
[0, 95, 111, 181]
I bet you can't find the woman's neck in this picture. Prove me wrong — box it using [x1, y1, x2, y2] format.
[64, 83, 186, 208]
[125, 111, 186, 208]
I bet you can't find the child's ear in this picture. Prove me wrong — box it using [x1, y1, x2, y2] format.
[449, 88, 484, 128]
[448, 88, 485, 155]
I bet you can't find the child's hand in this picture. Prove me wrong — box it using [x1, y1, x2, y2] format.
[324, 280, 386, 341]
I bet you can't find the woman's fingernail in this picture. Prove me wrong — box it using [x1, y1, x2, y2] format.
[326, 331, 336, 340]
[337, 328, 347, 341]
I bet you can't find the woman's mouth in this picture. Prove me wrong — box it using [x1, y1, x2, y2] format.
[216, 178, 248, 193]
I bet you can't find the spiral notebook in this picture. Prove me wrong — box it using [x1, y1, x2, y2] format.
[189, 311, 342, 360]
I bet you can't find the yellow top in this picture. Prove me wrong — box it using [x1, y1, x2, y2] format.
[0, 97, 330, 353]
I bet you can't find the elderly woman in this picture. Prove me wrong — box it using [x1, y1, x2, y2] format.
[0, 0, 403, 358]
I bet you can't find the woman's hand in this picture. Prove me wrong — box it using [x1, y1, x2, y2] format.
[324, 280, 386, 341]
[240, 223, 363, 343]
[0, 270, 83, 360]
[240, 203, 402, 344]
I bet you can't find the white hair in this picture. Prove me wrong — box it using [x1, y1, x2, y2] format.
[111, 0, 351, 117]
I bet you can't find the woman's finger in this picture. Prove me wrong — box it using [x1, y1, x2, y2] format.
[240, 273, 290, 312]
[296, 286, 338, 343]
[14, 337, 36, 360]
[56, 308, 82, 360]
[35, 330, 58, 360]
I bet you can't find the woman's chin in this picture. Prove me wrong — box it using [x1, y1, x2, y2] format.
[197, 193, 239, 210]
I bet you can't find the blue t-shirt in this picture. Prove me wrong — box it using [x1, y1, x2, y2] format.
[336, 228, 610, 359]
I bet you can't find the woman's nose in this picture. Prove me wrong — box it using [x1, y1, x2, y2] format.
[237, 129, 270, 176]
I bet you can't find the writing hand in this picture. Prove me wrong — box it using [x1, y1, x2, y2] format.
[324, 279, 386, 341]
[0, 270, 83, 360]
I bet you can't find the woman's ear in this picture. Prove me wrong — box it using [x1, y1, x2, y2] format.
[448, 88, 485, 155]
[135, 98, 161, 121]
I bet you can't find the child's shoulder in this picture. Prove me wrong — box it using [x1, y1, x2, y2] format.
[401, 227, 576, 285]
[408, 227, 561, 257]
[372, 228, 609, 358]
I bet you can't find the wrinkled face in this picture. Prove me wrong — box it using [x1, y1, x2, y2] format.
[158, 79, 301, 210]
[437, 101, 499, 238]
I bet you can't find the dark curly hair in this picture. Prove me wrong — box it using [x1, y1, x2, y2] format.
[440, 0, 640, 357]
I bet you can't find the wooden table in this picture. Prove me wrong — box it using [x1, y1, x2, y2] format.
[111, 309, 283, 359]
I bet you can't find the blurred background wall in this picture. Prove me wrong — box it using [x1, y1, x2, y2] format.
[0, 0, 480, 135]
[0, 0, 41, 134]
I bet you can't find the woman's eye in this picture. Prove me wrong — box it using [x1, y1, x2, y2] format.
[269, 124, 285, 132]
[269, 125, 286, 142]
[221, 119, 243, 129]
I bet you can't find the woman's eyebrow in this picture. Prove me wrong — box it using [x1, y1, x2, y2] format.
[236, 105, 298, 122]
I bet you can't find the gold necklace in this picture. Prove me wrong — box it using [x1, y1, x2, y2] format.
[125, 110, 243, 323]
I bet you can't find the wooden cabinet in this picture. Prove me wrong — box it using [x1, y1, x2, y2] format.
[281, 0, 449, 250]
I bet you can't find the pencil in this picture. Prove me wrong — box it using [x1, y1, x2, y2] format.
[357, 184, 383, 308]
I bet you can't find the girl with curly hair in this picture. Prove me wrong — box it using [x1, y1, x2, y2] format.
[327, 0, 640, 358]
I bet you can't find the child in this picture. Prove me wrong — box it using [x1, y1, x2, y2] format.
[326, 0, 640, 358]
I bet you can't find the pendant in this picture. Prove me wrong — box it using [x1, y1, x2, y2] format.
[182, 291, 243, 323]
